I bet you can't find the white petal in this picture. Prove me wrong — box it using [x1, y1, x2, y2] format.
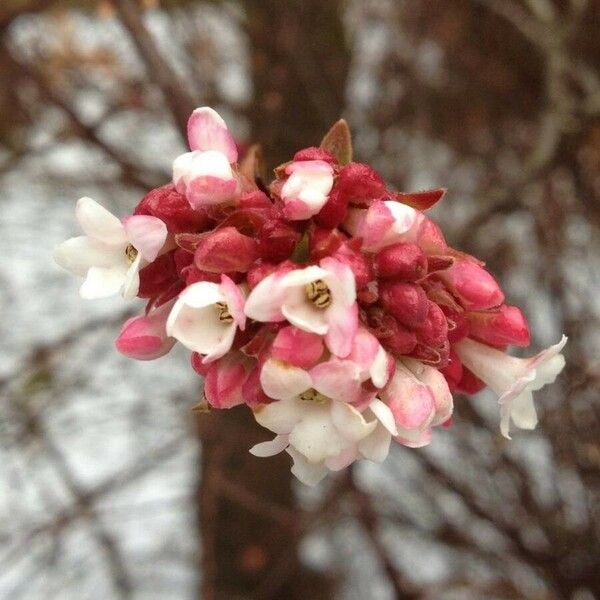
[324, 446, 359, 471]
[510, 392, 538, 430]
[253, 398, 305, 434]
[80, 265, 128, 299]
[286, 447, 328, 486]
[187, 150, 233, 182]
[368, 399, 398, 435]
[179, 282, 224, 308]
[370, 346, 390, 388]
[289, 403, 350, 463]
[282, 285, 329, 335]
[359, 425, 392, 462]
[249, 435, 290, 457]
[330, 400, 377, 442]
[121, 253, 142, 300]
[53, 236, 123, 276]
[173, 151, 194, 185]
[76, 197, 127, 245]
[243, 272, 286, 323]
[260, 359, 313, 400]
[281, 266, 328, 288]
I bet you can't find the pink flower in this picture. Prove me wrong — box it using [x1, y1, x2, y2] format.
[115, 299, 176, 360]
[344, 200, 420, 252]
[172, 107, 239, 209]
[166, 274, 246, 363]
[53, 197, 167, 300]
[244, 257, 358, 357]
[454, 336, 567, 438]
[281, 160, 334, 220]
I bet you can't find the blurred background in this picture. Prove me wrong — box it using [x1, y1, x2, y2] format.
[0, 1, 599, 598]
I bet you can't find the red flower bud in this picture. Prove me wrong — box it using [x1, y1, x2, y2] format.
[138, 251, 178, 298]
[439, 350, 463, 392]
[134, 183, 211, 233]
[382, 325, 418, 356]
[247, 262, 278, 289]
[466, 304, 530, 348]
[336, 162, 386, 206]
[373, 242, 427, 281]
[409, 340, 450, 369]
[379, 282, 429, 328]
[309, 227, 345, 260]
[194, 226, 259, 273]
[416, 217, 447, 254]
[456, 367, 486, 394]
[415, 301, 448, 347]
[257, 220, 299, 262]
[293, 146, 336, 163]
[333, 243, 373, 288]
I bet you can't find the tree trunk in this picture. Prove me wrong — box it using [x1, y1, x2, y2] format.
[197, 2, 349, 598]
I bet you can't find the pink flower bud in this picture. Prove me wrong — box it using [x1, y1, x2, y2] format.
[334, 162, 386, 207]
[271, 326, 324, 369]
[247, 262, 278, 289]
[466, 304, 530, 348]
[115, 300, 175, 361]
[382, 325, 418, 356]
[242, 365, 272, 407]
[365, 306, 418, 355]
[134, 183, 211, 233]
[415, 217, 448, 254]
[203, 352, 249, 409]
[194, 226, 259, 273]
[414, 301, 448, 347]
[379, 282, 429, 328]
[373, 242, 427, 281]
[436, 260, 505, 310]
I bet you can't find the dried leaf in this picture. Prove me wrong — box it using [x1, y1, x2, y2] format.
[320, 119, 352, 165]
[394, 188, 447, 211]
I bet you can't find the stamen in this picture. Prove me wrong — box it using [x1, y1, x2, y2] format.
[216, 301, 234, 323]
[124, 244, 138, 265]
[305, 279, 332, 309]
[298, 388, 329, 403]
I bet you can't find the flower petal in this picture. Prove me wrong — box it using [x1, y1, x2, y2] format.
[220, 275, 246, 331]
[260, 359, 312, 400]
[253, 397, 305, 434]
[359, 425, 392, 462]
[80, 265, 128, 299]
[368, 399, 398, 435]
[249, 435, 290, 457]
[121, 253, 143, 300]
[53, 236, 124, 276]
[187, 107, 238, 163]
[330, 400, 377, 442]
[122, 215, 167, 262]
[310, 360, 362, 402]
[244, 271, 286, 323]
[286, 447, 328, 486]
[324, 302, 358, 357]
[76, 197, 127, 245]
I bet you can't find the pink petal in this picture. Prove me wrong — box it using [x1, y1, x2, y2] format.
[310, 360, 363, 402]
[187, 107, 238, 163]
[122, 215, 168, 262]
[325, 302, 358, 358]
[186, 175, 238, 209]
[283, 198, 314, 220]
[204, 353, 247, 409]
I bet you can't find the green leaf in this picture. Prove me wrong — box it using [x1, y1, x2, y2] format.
[320, 119, 352, 165]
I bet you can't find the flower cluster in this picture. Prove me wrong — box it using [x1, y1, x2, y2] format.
[54, 107, 567, 485]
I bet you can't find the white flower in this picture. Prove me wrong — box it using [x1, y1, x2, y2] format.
[280, 160, 334, 220]
[53, 197, 167, 300]
[166, 275, 246, 364]
[454, 336, 567, 438]
[248, 357, 397, 485]
[244, 257, 359, 357]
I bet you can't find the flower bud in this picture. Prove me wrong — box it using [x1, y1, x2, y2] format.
[436, 260, 505, 310]
[379, 282, 429, 328]
[373, 242, 427, 281]
[414, 301, 448, 347]
[466, 304, 530, 348]
[257, 220, 299, 262]
[271, 326, 324, 369]
[115, 300, 175, 361]
[137, 251, 179, 298]
[333, 242, 373, 288]
[293, 146, 335, 163]
[415, 216, 447, 254]
[309, 227, 345, 260]
[194, 226, 259, 273]
[439, 350, 463, 392]
[134, 183, 211, 233]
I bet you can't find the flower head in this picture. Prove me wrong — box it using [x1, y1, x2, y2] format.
[280, 160, 334, 220]
[166, 274, 246, 363]
[53, 197, 167, 300]
[454, 336, 567, 438]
